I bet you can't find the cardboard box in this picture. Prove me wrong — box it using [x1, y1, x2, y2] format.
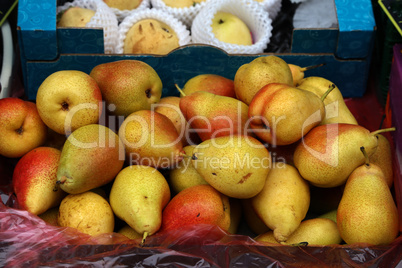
[17, 0, 376, 100]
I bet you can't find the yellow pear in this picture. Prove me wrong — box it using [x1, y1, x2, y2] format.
[162, 0, 206, 8]
[38, 207, 59, 226]
[57, 7, 95, 28]
[109, 165, 171, 241]
[241, 198, 270, 235]
[168, 145, 208, 194]
[296, 76, 358, 125]
[103, 0, 143, 10]
[118, 110, 184, 168]
[58, 191, 115, 236]
[228, 198, 242, 234]
[369, 134, 394, 187]
[318, 209, 338, 223]
[251, 162, 310, 243]
[191, 135, 271, 199]
[288, 63, 324, 86]
[123, 19, 179, 55]
[337, 163, 399, 245]
[234, 56, 293, 105]
[255, 218, 342, 246]
[293, 124, 395, 188]
[117, 225, 142, 240]
[56, 124, 125, 194]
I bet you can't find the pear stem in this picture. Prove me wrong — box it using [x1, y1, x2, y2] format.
[320, 84, 335, 102]
[140, 231, 148, 247]
[175, 84, 186, 97]
[360, 146, 370, 166]
[370, 127, 396, 136]
[300, 63, 325, 72]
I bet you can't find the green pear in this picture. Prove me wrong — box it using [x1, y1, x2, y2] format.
[191, 135, 271, 199]
[369, 134, 394, 187]
[251, 162, 310, 243]
[296, 76, 358, 125]
[168, 145, 208, 194]
[56, 124, 125, 194]
[109, 165, 171, 242]
[255, 218, 342, 246]
[178, 88, 250, 142]
[89, 60, 163, 117]
[337, 163, 399, 245]
[318, 209, 338, 223]
[118, 110, 184, 168]
[294, 124, 395, 188]
[234, 56, 293, 105]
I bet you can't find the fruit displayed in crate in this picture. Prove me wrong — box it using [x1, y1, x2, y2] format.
[57, 7, 95, 27]
[0, 56, 400, 249]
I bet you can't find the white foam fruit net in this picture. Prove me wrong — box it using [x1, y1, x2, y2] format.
[150, 0, 212, 28]
[256, 0, 282, 20]
[57, 0, 119, 54]
[116, 8, 192, 54]
[191, 0, 272, 54]
[108, 0, 151, 22]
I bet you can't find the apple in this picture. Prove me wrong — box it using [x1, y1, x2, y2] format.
[181, 74, 236, 98]
[0, 98, 47, 158]
[57, 7, 96, 28]
[211, 12, 253, 46]
[12, 147, 66, 215]
[36, 70, 103, 135]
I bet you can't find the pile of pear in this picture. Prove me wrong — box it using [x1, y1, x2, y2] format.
[10, 57, 400, 247]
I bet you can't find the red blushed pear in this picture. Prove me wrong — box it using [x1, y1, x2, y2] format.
[180, 74, 236, 98]
[161, 185, 231, 232]
[248, 83, 333, 146]
[118, 110, 185, 168]
[12, 147, 66, 215]
[0, 98, 47, 158]
[293, 124, 396, 188]
[177, 85, 250, 141]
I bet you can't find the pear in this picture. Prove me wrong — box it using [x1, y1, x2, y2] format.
[296, 76, 358, 125]
[228, 198, 242, 234]
[89, 60, 163, 117]
[38, 207, 60, 226]
[248, 83, 332, 145]
[288, 63, 325, 86]
[181, 74, 236, 98]
[118, 110, 184, 168]
[178, 87, 250, 141]
[109, 165, 171, 242]
[58, 191, 115, 236]
[318, 209, 338, 223]
[234, 56, 293, 105]
[251, 162, 310, 243]
[168, 145, 208, 194]
[56, 124, 125, 194]
[369, 134, 394, 187]
[255, 218, 342, 246]
[123, 19, 180, 55]
[117, 225, 142, 240]
[337, 163, 399, 245]
[191, 135, 271, 199]
[57, 7, 95, 28]
[12, 147, 66, 215]
[241, 198, 270, 235]
[293, 124, 395, 188]
[153, 96, 200, 146]
[161, 184, 230, 232]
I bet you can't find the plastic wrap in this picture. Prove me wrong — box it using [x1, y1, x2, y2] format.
[1, 86, 401, 267]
